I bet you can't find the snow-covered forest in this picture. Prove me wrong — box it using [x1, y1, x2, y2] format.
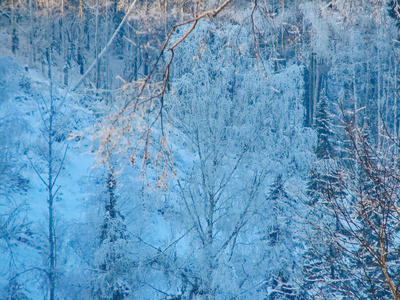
[1, 0, 400, 299]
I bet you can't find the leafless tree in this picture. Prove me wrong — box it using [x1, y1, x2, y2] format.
[27, 48, 69, 300]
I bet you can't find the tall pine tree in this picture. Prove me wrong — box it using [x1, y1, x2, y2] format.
[315, 96, 335, 160]
[93, 169, 132, 300]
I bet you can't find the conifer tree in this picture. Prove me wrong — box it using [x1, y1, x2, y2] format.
[314, 96, 335, 160]
[265, 175, 302, 300]
[93, 169, 132, 300]
[303, 116, 400, 299]
[302, 97, 347, 299]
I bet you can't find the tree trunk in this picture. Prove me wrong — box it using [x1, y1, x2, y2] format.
[29, 0, 35, 65]
[95, 0, 100, 89]
[47, 48, 56, 300]
[11, 0, 18, 54]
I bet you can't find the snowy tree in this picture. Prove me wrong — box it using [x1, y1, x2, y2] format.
[0, 56, 35, 299]
[92, 168, 134, 300]
[24, 48, 71, 300]
[265, 175, 300, 300]
[304, 111, 400, 299]
[120, 20, 316, 299]
[2, 0, 400, 298]
[314, 96, 335, 159]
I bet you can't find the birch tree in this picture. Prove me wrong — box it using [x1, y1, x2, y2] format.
[27, 49, 69, 300]
[128, 20, 314, 298]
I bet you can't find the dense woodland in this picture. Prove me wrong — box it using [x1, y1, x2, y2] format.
[1, 0, 400, 299]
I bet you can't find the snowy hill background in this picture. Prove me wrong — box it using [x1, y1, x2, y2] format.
[1, 0, 400, 299]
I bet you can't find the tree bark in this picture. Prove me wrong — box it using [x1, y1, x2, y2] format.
[47, 48, 56, 300]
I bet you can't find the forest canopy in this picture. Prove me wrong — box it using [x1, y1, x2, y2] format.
[1, 0, 400, 299]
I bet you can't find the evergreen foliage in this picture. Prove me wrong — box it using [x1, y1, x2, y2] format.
[94, 170, 132, 300]
[314, 97, 335, 159]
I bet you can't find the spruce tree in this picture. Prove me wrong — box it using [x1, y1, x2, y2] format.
[93, 169, 132, 300]
[266, 175, 299, 300]
[315, 97, 335, 160]
[302, 98, 347, 298]
[303, 117, 400, 299]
